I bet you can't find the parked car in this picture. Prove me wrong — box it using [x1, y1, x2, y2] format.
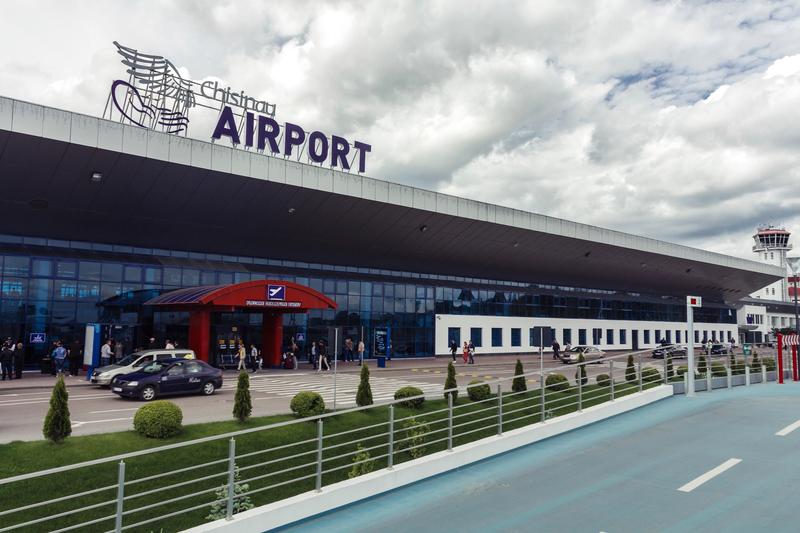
[111, 358, 222, 401]
[652, 345, 687, 359]
[707, 343, 730, 356]
[559, 345, 605, 364]
[91, 349, 195, 386]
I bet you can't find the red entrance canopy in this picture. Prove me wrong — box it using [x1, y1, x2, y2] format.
[144, 280, 336, 365]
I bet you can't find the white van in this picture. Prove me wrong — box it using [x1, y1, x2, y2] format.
[91, 349, 195, 386]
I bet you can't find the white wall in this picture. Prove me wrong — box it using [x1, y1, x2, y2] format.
[435, 314, 737, 355]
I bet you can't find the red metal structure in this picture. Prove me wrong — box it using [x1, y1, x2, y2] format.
[145, 280, 336, 366]
[776, 333, 800, 384]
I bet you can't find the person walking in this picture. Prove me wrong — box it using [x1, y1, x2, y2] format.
[310, 341, 317, 369]
[100, 339, 113, 367]
[52, 341, 68, 376]
[165, 339, 175, 350]
[468, 339, 475, 364]
[449, 339, 458, 362]
[462, 341, 469, 363]
[552, 339, 561, 361]
[319, 340, 330, 371]
[249, 344, 259, 373]
[148, 337, 158, 349]
[357, 338, 365, 366]
[113, 340, 124, 364]
[237, 343, 246, 371]
[13, 342, 24, 379]
[291, 339, 299, 371]
[1, 342, 13, 380]
[69, 340, 82, 377]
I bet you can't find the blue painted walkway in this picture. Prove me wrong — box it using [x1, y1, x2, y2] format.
[278, 383, 800, 532]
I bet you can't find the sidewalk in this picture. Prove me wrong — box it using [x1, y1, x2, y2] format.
[0, 354, 545, 391]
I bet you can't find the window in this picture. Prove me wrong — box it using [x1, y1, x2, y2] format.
[606, 329, 614, 345]
[676, 330, 681, 344]
[562, 328, 572, 345]
[101, 263, 123, 282]
[32, 259, 52, 277]
[124, 266, 142, 282]
[694, 330, 699, 343]
[511, 328, 521, 347]
[655, 330, 662, 343]
[491, 328, 502, 347]
[79, 261, 101, 281]
[578, 329, 587, 345]
[186, 361, 203, 373]
[166, 362, 185, 376]
[55, 260, 77, 278]
[665, 331, 671, 343]
[447, 327, 461, 347]
[644, 330, 651, 344]
[619, 329, 626, 345]
[470, 328, 482, 348]
[592, 328, 602, 345]
[3, 256, 29, 276]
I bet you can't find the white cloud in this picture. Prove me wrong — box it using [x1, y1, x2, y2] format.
[1, 0, 799, 259]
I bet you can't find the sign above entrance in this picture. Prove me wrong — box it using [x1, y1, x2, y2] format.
[104, 42, 371, 173]
[268, 285, 285, 301]
[245, 300, 301, 308]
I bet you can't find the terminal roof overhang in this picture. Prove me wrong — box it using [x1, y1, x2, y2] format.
[0, 96, 784, 302]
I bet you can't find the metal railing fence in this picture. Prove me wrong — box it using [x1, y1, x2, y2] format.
[0, 350, 680, 532]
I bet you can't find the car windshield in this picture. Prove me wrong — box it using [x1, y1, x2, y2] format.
[142, 361, 166, 374]
[114, 354, 136, 366]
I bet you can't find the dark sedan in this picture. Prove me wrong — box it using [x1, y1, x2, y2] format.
[652, 345, 687, 359]
[111, 358, 223, 401]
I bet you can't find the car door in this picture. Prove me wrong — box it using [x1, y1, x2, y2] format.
[183, 361, 206, 392]
[159, 361, 189, 395]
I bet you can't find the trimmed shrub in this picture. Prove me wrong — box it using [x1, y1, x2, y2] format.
[763, 357, 776, 372]
[697, 356, 708, 376]
[348, 444, 376, 479]
[400, 418, 430, 459]
[512, 359, 527, 393]
[134, 401, 183, 438]
[575, 352, 587, 385]
[206, 467, 253, 520]
[710, 362, 727, 378]
[750, 351, 761, 369]
[233, 371, 252, 422]
[676, 365, 689, 377]
[625, 354, 637, 383]
[545, 373, 569, 392]
[467, 380, 491, 401]
[732, 359, 746, 375]
[43, 374, 71, 443]
[666, 355, 674, 379]
[641, 367, 662, 383]
[596, 373, 610, 387]
[290, 391, 325, 418]
[443, 362, 458, 402]
[356, 364, 373, 407]
[394, 386, 425, 409]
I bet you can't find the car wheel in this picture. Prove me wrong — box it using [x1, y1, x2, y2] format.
[202, 381, 216, 396]
[140, 385, 157, 401]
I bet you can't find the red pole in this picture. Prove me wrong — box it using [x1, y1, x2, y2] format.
[793, 345, 798, 382]
[778, 333, 784, 384]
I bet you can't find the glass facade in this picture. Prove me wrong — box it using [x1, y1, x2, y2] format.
[0, 234, 738, 366]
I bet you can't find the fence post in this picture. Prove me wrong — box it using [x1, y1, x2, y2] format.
[496, 384, 503, 436]
[726, 365, 732, 389]
[315, 419, 323, 492]
[610, 360, 615, 401]
[663, 355, 668, 385]
[706, 364, 712, 392]
[683, 371, 688, 393]
[638, 354, 643, 393]
[388, 405, 395, 470]
[447, 393, 453, 451]
[540, 374, 546, 422]
[745, 365, 751, 386]
[762, 364, 767, 384]
[578, 371, 583, 412]
[226, 438, 236, 520]
[115, 460, 125, 533]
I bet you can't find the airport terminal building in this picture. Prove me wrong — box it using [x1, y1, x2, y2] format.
[0, 95, 783, 366]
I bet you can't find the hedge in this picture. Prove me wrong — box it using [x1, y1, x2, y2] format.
[290, 391, 325, 418]
[394, 386, 425, 409]
[133, 401, 183, 439]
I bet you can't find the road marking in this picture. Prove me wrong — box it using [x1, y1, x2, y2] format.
[678, 458, 741, 492]
[72, 417, 132, 428]
[90, 408, 139, 414]
[776, 419, 800, 436]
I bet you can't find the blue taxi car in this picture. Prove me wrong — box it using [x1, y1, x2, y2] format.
[111, 358, 223, 401]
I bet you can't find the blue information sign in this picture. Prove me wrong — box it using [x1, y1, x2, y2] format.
[29, 332, 47, 344]
[374, 328, 389, 357]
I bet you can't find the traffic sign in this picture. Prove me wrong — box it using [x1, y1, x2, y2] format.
[687, 296, 702, 307]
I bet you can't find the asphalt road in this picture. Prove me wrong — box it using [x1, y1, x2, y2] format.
[0, 350, 717, 443]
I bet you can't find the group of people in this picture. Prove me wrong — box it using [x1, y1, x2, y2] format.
[48, 339, 84, 377]
[0, 339, 24, 380]
[448, 339, 476, 364]
[307, 337, 366, 371]
[236, 343, 263, 373]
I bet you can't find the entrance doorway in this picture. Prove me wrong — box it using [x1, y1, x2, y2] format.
[632, 330, 639, 351]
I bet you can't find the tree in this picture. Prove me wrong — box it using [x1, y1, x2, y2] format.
[666, 354, 674, 379]
[751, 350, 761, 369]
[444, 362, 458, 401]
[232, 371, 252, 422]
[205, 467, 253, 520]
[512, 359, 527, 393]
[625, 353, 637, 383]
[698, 355, 708, 376]
[43, 374, 71, 443]
[575, 352, 587, 385]
[348, 444, 376, 479]
[729, 351, 736, 372]
[356, 364, 373, 406]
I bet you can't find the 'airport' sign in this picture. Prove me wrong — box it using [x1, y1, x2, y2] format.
[267, 285, 286, 301]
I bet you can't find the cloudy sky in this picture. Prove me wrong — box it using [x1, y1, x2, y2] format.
[1, 0, 800, 259]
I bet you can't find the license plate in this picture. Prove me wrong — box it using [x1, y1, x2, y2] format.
[112, 387, 122, 392]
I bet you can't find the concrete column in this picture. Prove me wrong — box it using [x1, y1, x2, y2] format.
[262, 313, 283, 368]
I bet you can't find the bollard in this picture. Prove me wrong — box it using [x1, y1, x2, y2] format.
[226, 438, 236, 520]
[726, 366, 732, 389]
[610, 360, 615, 401]
[315, 420, 323, 492]
[745, 365, 750, 387]
[115, 461, 125, 533]
[388, 405, 395, 469]
[540, 374, 546, 422]
[497, 384, 503, 436]
[447, 393, 453, 451]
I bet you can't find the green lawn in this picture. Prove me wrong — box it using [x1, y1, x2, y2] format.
[0, 377, 660, 533]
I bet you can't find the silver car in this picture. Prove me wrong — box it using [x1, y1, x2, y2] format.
[559, 345, 605, 364]
[91, 349, 195, 386]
